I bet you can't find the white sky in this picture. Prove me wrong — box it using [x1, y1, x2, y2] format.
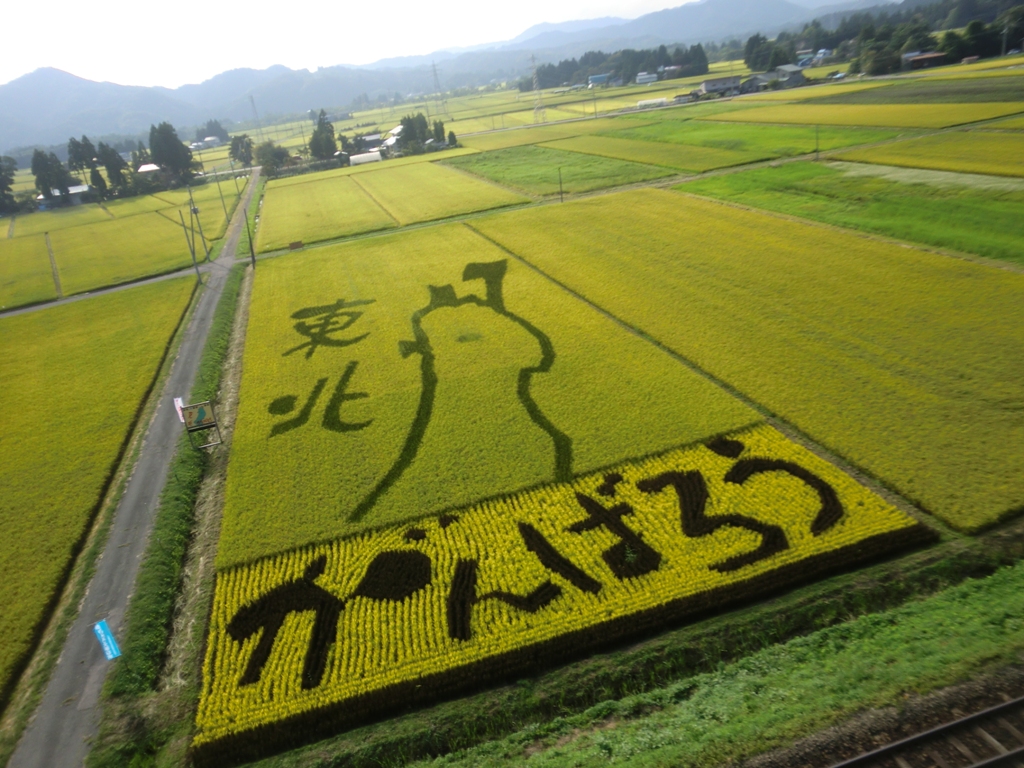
[2, 0, 684, 89]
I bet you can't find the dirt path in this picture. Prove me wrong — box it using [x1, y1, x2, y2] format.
[7, 168, 260, 768]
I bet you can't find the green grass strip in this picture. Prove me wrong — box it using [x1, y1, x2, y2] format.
[422, 559, 1024, 767]
[104, 264, 245, 698]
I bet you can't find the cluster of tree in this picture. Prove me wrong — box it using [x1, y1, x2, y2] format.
[149, 122, 194, 183]
[519, 44, 709, 91]
[395, 113, 455, 153]
[230, 134, 254, 166]
[785, 0, 1024, 75]
[30, 150, 78, 202]
[255, 141, 292, 174]
[66, 135, 130, 196]
[195, 119, 230, 143]
[309, 110, 341, 160]
[0, 156, 18, 214]
[744, 33, 797, 70]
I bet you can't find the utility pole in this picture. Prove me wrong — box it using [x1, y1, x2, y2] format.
[244, 209, 257, 269]
[179, 210, 201, 283]
[815, 124, 820, 161]
[187, 186, 210, 260]
[249, 94, 266, 144]
[558, 167, 564, 203]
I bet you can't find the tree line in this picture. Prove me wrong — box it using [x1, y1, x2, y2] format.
[519, 44, 710, 91]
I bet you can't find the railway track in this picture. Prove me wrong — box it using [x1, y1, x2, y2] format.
[830, 694, 1024, 768]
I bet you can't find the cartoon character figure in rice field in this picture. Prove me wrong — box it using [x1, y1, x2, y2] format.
[348, 260, 572, 522]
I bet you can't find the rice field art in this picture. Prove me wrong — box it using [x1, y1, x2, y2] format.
[195, 224, 934, 763]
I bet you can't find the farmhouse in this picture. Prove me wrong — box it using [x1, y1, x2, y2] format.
[909, 52, 947, 69]
[740, 65, 807, 93]
[698, 75, 742, 95]
[35, 184, 90, 208]
[636, 72, 658, 84]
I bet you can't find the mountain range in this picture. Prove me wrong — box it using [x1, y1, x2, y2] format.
[0, 0, 892, 154]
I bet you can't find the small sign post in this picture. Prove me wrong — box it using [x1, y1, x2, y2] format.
[181, 400, 222, 448]
[93, 620, 121, 661]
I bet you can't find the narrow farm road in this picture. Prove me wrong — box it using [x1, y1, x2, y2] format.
[8, 168, 260, 768]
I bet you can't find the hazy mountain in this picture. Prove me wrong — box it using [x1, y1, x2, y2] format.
[0, 0, 898, 154]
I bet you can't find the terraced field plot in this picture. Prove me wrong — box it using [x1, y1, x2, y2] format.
[834, 130, 1024, 177]
[257, 176, 397, 252]
[444, 145, 674, 195]
[460, 118, 648, 152]
[602, 121, 906, 159]
[683, 161, 1024, 265]
[0, 236, 56, 308]
[198, 222, 929, 763]
[541, 135, 759, 172]
[10, 204, 112, 238]
[269, 149, 479, 189]
[349, 162, 529, 224]
[49, 211, 193, 295]
[701, 102, 1024, 128]
[470, 188, 1024, 533]
[743, 81, 896, 101]
[808, 76, 1024, 104]
[0, 278, 194, 709]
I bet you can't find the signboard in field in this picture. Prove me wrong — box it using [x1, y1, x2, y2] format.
[182, 401, 216, 432]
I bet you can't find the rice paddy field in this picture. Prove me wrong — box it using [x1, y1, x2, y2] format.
[0, 236, 56, 308]
[0, 278, 194, 711]
[48, 212, 195, 295]
[257, 176, 397, 252]
[469, 189, 1024, 533]
[834, 130, 1024, 177]
[444, 145, 674, 194]
[701, 102, 1024, 128]
[11, 58, 1024, 768]
[683, 161, 1024, 265]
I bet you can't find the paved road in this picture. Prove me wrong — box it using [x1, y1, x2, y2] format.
[8, 168, 260, 768]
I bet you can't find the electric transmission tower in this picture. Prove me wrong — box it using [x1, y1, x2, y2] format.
[432, 62, 448, 119]
[531, 55, 546, 123]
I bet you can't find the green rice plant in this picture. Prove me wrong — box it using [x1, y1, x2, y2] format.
[742, 81, 893, 102]
[834, 130, 1024, 177]
[0, 235, 57, 309]
[0, 278, 195, 710]
[11, 204, 112, 238]
[417, 561, 1024, 767]
[701, 102, 1024, 128]
[347, 162, 529, 224]
[217, 223, 757, 567]
[103, 195, 177, 218]
[471, 188, 1024, 533]
[603, 121, 907, 160]
[256, 175, 397, 252]
[49, 211, 193, 295]
[444, 145, 673, 196]
[541, 134, 761, 172]
[461, 119, 646, 152]
[683, 161, 1024, 265]
[985, 114, 1024, 129]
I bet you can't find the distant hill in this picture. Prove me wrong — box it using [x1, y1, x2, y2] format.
[0, 0, 896, 154]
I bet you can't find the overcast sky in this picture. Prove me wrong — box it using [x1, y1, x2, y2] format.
[2, 0, 683, 88]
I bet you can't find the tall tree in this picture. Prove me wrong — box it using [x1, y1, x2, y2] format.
[97, 142, 128, 190]
[255, 141, 291, 174]
[433, 120, 445, 143]
[0, 156, 17, 213]
[229, 134, 254, 166]
[308, 110, 338, 160]
[149, 122, 193, 181]
[31, 150, 75, 202]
